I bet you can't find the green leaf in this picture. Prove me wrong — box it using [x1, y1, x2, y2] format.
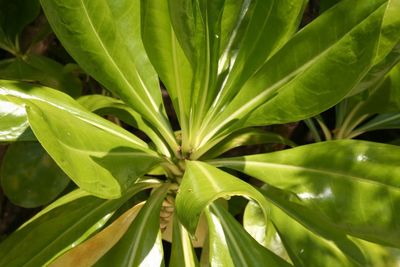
[169, 214, 199, 267]
[200, 0, 392, 147]
[141, 0, 192, 137]
[26, 102, 161, 199]
[0, 55, 82, 97]
[49, 202, 145, 267]
[205, 207, 235, 267]
[244, 202, 354, 267]
[1, 141, 69, 208]
[200, 128, 296, 160]
[352, 112, 400, 135]
[211, 140, 400, 248]
[77, 94, 170, 157]
[0, 94, 35, 141]
[96, 183, 170, 267]
[205, 0, 307, 121]
[0, 180, 160, 267]
[207, 203, 293, 267]
[0, 0, 40, 53]
[175, 161, 269, 235]
[0, 80, 162, 198]
[40, 0, 177, 151]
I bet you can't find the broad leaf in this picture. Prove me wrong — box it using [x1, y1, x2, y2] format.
[244, 202, 354, 267]
[200, 0, 394, 147]
[0, 95, 34, 141]
[40, 0, 177, 151]
[26, 102, 161, 199]
[211, 140, 400, 248]
[175, 161, 269, 234]
[1, 141, 69, 208]
[0, 80, 162, 198]
[50, 202, 145, 267]
[96, 184, 170, 267]
[0, 180, 160, 267]
[141, 0, 192, 138]
[207, 203, 293, 267]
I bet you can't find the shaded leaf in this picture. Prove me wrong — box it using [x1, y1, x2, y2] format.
[0, 180, 160, 267]
[50, 202, 145, 267]
[96, 183, 170, 267]
[1, 141, 69, 208]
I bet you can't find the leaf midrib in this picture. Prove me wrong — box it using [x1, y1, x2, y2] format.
[213, 159, 400, 190]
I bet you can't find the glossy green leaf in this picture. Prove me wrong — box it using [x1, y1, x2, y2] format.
[169, 214, 199, 267]
[1, 141, 69, 208]
[211, 140, 400, 248]
[205, 0, 307, 120]
[205, 207, 235, 267]
[243, 202, 288, 257]
[0, 0, 40, 53]
[201, 128, 296, 160]
[96, 184, 170, 267]
[141, 0, 192, 137]
[77, 94, 170, 157]
[0, 95, 34, 141]
[0, 80, 162, 198]
[346, 41, 400, 97]
[40, 0, 178, 151]
[26, 101, 161, 199]
[0, 55, 82, 97]
[0, 80, 147, 145]
[207, 203, 293, 267]
[0, 180, 160, 267]
[50, 202, 145, 267]
[175, 161, 269, 235]
[200, 0, 393, 147]
[244, 202, 354, 267]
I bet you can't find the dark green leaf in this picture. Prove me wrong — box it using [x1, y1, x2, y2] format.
[0, 0, 40, 52]
[0, 55, 82, 97]
[1, 141, 69, 208]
